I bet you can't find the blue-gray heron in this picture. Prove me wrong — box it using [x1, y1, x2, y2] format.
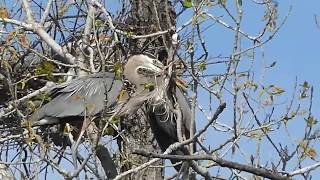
[28, 54, 165, 179]
[29, 73, 123, 179]
[29, 72, 122, 179]
[30, 54, 164, 125]
[123, 55, 196, 172]
[29, 54, 193, 176]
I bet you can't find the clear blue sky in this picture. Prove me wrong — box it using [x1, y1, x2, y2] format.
[266, 0, 320, 89]
[184, 0, 320, 178]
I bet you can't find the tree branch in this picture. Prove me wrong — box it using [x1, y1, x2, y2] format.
[134, 150, 290, 180]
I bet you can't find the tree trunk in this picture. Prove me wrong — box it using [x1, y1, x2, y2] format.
[119, 110, 164, 180]
[125, 0, 176, 63]
[118, 1, 176, 179]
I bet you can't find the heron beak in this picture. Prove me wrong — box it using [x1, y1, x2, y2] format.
[153, 60, 166, 77]
[150, 59, 165, 75]
[137, 60, 165, 77]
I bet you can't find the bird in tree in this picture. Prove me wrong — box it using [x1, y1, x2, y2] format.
[123, 55, 196, 173]
[28, 54, 165, 179]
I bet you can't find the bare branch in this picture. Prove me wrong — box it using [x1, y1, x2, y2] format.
[134, 150, 290, 180]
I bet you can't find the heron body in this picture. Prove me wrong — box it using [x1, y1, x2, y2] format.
[29, 72, 122, 179]
[29, 54, 194, 176]
[149, 87, 193, 145]
[30, 54, 166, 129]
[29, 54, 167, 179]
[124, 55, 196, 172]
[148, 85, 195, 172]
[30, 72, 123, 125]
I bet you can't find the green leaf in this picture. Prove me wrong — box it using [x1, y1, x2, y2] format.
[40, 92, 52, 103]
[305, 116, 318, 127]
[102, 116, 120, 136]
[300, 81, 310, 99]
[103, 126, 115, 136]
[111, 116, 120, 124]
[282, 116, 289, 124]
[114, 62, 123, 79]
[43, 61, 55, 71]
[258, 89, 265, 98]
[20, 81, 26, 89]
[95, 19, 104, 27]
[272, 86, 285, 95]
[199, 62, 206, 71]
[118, 89, 127, 101]
[183, 0, 193, 8]
[302, 81, 310, 89]
[262, 125, 271, 133]
[299, 140, 318, 159]
[211, 76, 219, 85]
[27, 101, 36, 112]
[300, 92, 308, 99]
[264, 84, 285, 95]
[244, 80, 258, 91]
[125, 31, 133, 38]
[58, 5, 69, 17]
[35, 61, 56, 80]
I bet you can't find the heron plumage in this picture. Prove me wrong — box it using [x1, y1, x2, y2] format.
[29, 54, 195, 176]
[30, 72, 123, 122]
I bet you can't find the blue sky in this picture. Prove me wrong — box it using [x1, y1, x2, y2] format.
[173, 0, 320, 178]
[266, 0, 320, 88]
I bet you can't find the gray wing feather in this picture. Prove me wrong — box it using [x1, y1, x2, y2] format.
[31, 72, 123, 121]
[175, 88, 195, 137]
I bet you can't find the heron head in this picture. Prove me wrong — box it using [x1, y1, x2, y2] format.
[124, 55, 164, 88]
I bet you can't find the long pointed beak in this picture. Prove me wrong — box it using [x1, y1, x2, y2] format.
[137, 60, 165, 77]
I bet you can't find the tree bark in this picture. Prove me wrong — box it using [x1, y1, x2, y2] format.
[119, 110, 164, 180]
[125, 0, 176, 63]
[118, 1, 176, 179]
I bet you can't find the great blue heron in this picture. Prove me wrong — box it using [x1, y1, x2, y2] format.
[29, 73, 123, 179]
[30, 54, 165, 127]
[28, 54, 165, 179]
[123, 55, 196, 172]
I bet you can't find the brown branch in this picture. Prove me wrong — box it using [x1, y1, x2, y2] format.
[134, 150, 290, 180]
[114, 103, 226, 179]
